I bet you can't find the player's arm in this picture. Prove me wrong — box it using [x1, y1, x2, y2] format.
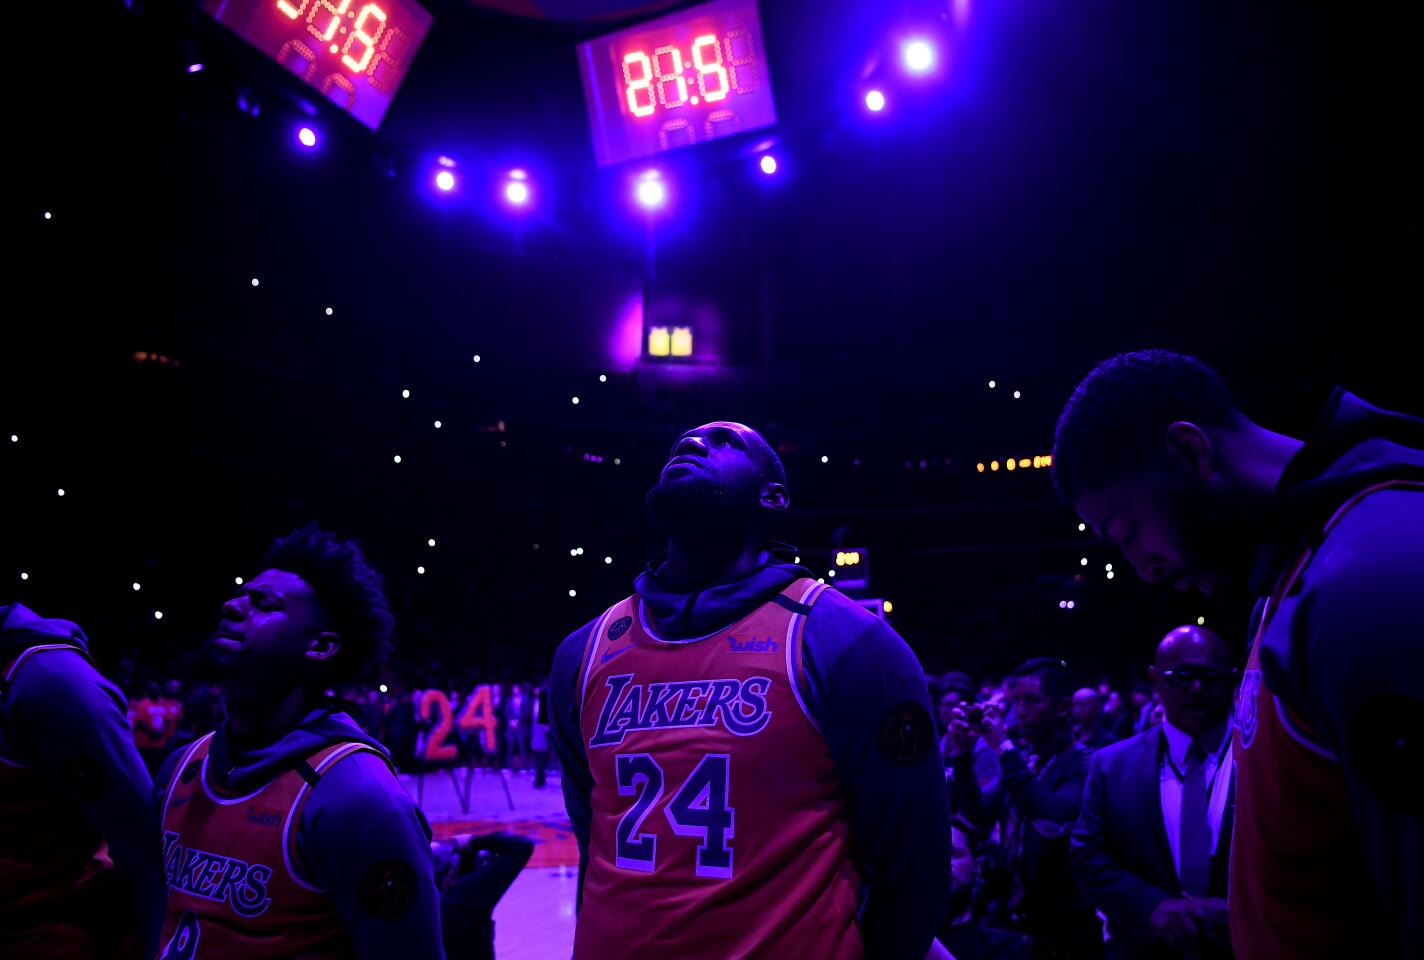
[1069, 748, 1171, 935]
[1293, 490, 1424, 959]
[802, 591, 953, 960]
[548, 619, 598, 907]
[5, 649, 167, 958]
[299, 751, 444, 959]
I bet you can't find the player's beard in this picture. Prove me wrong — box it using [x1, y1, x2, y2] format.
[1167, 470, 1257, 596]
[645, 473, 761, 545]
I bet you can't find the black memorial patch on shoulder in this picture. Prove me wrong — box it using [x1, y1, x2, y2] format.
[608, 616, 633, 641]
[877, 701, 935, 765]
[358, 859, 418, 919]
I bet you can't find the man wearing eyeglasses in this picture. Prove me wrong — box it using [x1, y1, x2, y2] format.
[1071, 625, 1238, 959]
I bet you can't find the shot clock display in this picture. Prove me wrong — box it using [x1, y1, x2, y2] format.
[577, 0, 777, 167]
[202, 0, 433, 130]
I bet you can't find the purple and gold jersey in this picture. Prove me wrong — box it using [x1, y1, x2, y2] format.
[575, 577, 864, 960]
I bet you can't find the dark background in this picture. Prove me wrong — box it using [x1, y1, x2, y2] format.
[4, 0, 1417, 691]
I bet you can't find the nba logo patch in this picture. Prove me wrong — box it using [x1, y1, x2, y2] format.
[1236, 669, 1262, 749]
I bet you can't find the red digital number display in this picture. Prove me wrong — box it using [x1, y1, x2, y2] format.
[577, 0, 777, 167]
[202, 0, 433, 130]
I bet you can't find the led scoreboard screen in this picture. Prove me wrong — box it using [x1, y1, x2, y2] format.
[577, 0, 777, 167]
[202, 0, 433, 130]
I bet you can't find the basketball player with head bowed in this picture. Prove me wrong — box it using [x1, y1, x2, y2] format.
[1054, 350, 1424, 959]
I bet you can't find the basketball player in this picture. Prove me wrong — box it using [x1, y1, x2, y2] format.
[1053, 350, 1424, 959]
[549, 422, 952, 959]
[1, 603, 166, 958]
[154, 525, 443, 958]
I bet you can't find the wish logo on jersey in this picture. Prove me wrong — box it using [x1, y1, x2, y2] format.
[589, 673, 772, 748]
[163, 830, 274, 918]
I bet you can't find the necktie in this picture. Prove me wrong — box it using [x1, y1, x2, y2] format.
[1179, 739, 1212, 896]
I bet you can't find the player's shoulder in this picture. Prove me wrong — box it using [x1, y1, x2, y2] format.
[5, 644, 122, 715]
[807, 586, 903, 643]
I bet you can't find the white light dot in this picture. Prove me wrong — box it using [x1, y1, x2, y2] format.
[828, 570, 836, 577]
[44, 212, 52, 220]
[325, 307, 333, 316]
[379, 684, 389, 694]
[251, 278, 259, 287]
[235, 577, 244, 585]
[1107, 571, 1116, 580]
[1067, 601, 1076, 610]
[571, 396, 580, 405]
[20, 572, 28, 581]
[795, 556, 801, 564]
[57, 488, 65, 497]
[1081, 557, 1088, 566]
[1059, 601, 1066, 609]
[599, 374, 607, 383]
[570, 549, 578, 557]
[1078, 523, 1086, 532]
[1105, 563, 1113, 571]
[818, 577, 826, 583]
[473, 355, 481, 363]
[9, 435, 16, 443]
[614, 458, 621, 465]
[401, 389, 410, 399]
[428, 538, 436, 547]
[132, 582, 141, 591]
[417, 566, 425, 574]
[989, 380, 997, 389]
[433, 420, 442, 429]
[821, 455, 829, 464]
[865, 89, 886, 112]
[1013, 390, 1022, 399]
[577, 547, 584, 556]
[154, 611, 163, 620]
[604, 556, 613, 564]
[393, 455, 402, 464]
[569, 589, 577, 598]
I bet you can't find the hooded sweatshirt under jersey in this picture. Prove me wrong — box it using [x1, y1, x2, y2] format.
[1238, 388, 1424, 959]
[0, 603, 167, 957]
[548, 549, 953, 960]
[155, 707, 444, 958]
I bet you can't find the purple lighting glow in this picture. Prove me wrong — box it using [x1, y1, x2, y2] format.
[902, 39, 935, 73]
[297, 127, 317, 148]
[635, 173, 666, 209]
[187, 63, 204, 74]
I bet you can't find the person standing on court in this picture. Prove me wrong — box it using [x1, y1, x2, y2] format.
[549, 421, 951, 959]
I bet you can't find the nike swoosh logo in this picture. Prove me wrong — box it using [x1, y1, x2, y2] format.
[601, 646, 631, 663]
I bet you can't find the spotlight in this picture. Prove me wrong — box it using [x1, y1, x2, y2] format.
[902, 39, 936, 73]
[379, 684, 389, 694]
[154, 611, 164, 620]
[636, 172, 666, 209]
[428, 539, 436, 547]
[435, 170, 456, 192]
[235, 577, 243, 585]
[417, 566, 425, 575]
[132, 582, 141, 591]
[297, 127, 317, 149]
[865, 89, 886, 112]
[759, 154, 778, 175]
[187, 63, 204, 74]
[505, 181, 530, 205]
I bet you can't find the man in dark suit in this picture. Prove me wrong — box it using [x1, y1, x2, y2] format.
[1071, 626, 1238, 959]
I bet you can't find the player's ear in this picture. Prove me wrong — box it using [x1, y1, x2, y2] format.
[306, 631, 342, 664]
